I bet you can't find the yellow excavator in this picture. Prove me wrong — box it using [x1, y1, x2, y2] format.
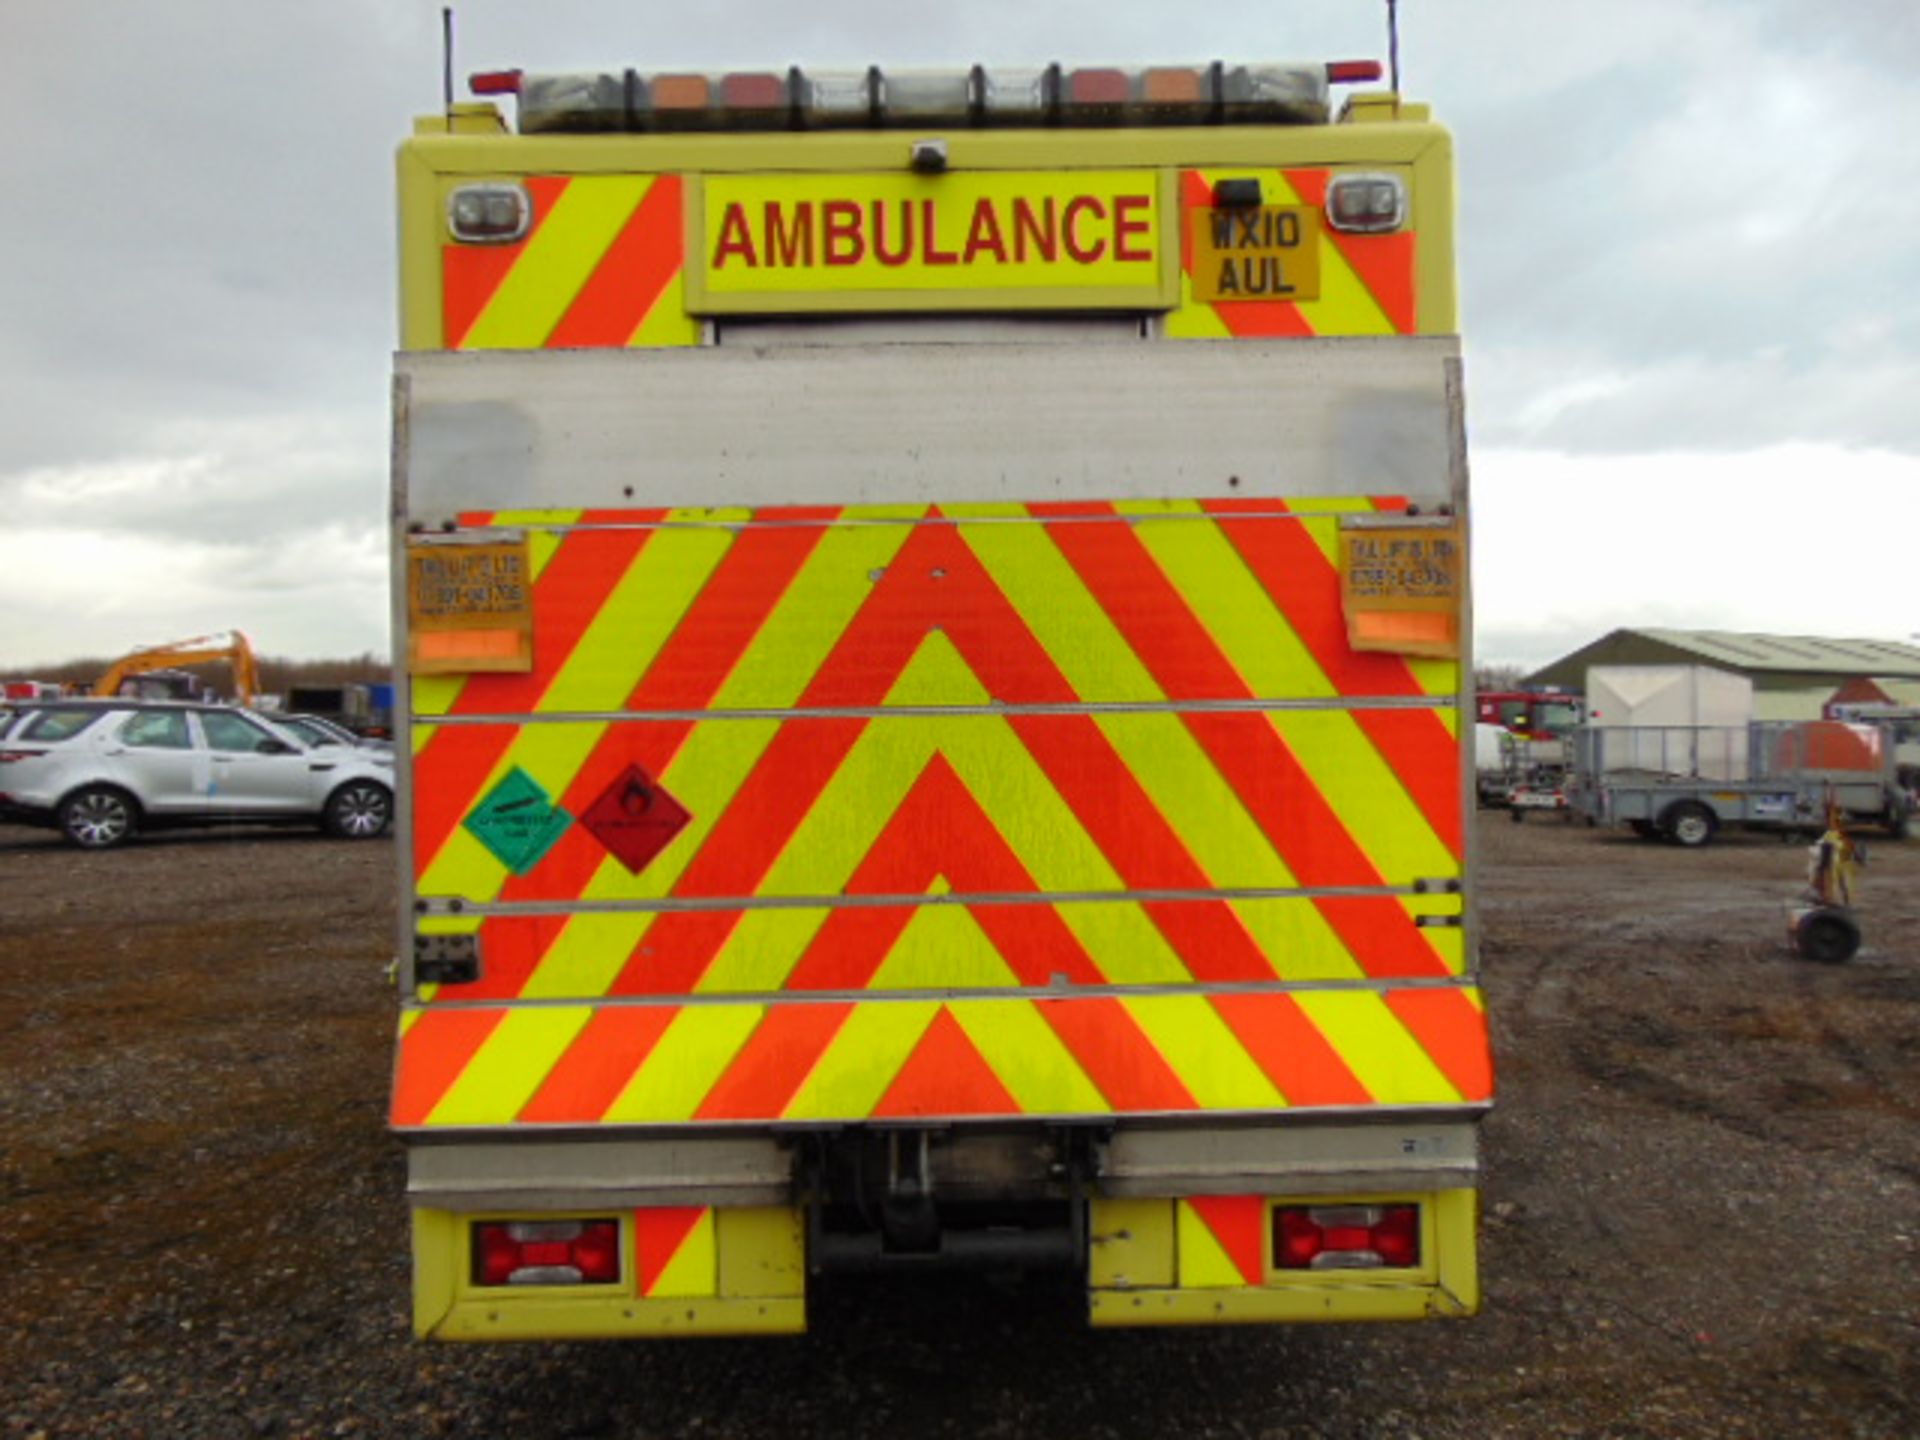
[93, 630, 261, 704]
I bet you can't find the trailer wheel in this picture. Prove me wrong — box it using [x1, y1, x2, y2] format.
[1662, 802, 1717, 848]
[1792, 907, 1861, 964]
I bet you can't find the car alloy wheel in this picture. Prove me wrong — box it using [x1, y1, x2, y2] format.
[62, 788, 135, 849]
[328, 781, 391, 839]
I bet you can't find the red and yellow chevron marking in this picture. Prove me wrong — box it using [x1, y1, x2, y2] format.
[1178, 1196, 1268, 1286]
[1087, 1189, 1478, 1325]
[392, 988, 1491, 1129]
[634, 1207, 716, 1298]
[409, 500, 1463, 994]
[438, 168, 1411, 349]
[411, 1204, 805, 1337]
[442, 174, 701, 349]
[1167, 168, 1416, 339]
[398, 498, 1482, 1127]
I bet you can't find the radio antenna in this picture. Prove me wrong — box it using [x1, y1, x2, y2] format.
[442, 7, 456, 123]
[1386, 0, 1402, 93]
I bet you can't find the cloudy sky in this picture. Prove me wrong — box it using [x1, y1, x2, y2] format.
[3, 0, 1915, 672]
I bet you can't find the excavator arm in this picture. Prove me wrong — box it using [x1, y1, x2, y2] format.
[93, 631, 259, 704]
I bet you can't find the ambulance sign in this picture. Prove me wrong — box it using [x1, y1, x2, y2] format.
[690, 171, 1177, 313]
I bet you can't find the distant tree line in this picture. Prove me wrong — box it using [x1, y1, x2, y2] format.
[1473, 663, 1528, 691]
[13, 651, 1532, 697]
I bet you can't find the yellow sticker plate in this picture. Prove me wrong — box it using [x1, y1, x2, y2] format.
[407, 538, 534, 675]
[1189, 206, 1322, 303]
[1339, 524, 1461, 658]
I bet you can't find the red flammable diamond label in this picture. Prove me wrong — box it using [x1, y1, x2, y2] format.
[579, 763, 692, 874]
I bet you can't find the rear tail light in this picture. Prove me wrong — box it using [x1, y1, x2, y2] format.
[472, 1219, 620, 1286]
[1274, 1203, 1420, 1270]
[0, 750, 40, 763]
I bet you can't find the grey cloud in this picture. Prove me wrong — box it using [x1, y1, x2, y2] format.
[1470, 343, 1920, 454]
[2, 0, 1914, 666]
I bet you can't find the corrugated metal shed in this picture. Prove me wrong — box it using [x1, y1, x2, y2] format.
[1525, 629, 1920, 712]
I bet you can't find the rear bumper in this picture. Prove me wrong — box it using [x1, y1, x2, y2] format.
[410, 1185, 1478, 1339]
[1086, 1188, 1478, 1326]
[405, 1117, 1482, 1339]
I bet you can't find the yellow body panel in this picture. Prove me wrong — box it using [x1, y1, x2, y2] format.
[1088, 1188, 1478, 1328]
[398, 115, 1458, 348]
[412, 1205, 806, 1340]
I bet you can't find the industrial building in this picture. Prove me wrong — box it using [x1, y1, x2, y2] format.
[1524, 629, 1920, 720]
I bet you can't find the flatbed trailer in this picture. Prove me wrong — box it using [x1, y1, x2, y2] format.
[1567, 723, 1910, 846]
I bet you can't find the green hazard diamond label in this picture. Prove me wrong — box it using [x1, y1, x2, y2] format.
[463, 767, 572, 875]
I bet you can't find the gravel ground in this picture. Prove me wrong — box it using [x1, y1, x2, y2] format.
[1, 811, 1916, 1439]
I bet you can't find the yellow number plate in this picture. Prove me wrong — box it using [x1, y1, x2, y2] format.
[1189, 206, 1321, 303]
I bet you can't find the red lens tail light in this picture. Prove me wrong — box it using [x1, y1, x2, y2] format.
[1274, 1204, 1420, 1270]
[469, 69, 523, 96]
[472, 1220, 620, 1286]
[1325, 60, 1384, 85]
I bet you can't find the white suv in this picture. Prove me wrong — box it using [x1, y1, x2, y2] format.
[0, 701, 395, 849]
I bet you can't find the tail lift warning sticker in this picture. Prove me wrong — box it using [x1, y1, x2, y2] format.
[406, 536, 534, 674]
[1338, 523, 1461, 658]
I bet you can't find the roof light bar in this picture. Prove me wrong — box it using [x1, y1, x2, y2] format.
[504, 60, 1355, 134]
[881, 68, 975, 123]
[719, 70, 788, 122]
[1219, 64, 1324, 124]
[799, 66, 881, 126]
[1325, 60, 1385, 85]
[1059, 64, 1223, 126]
[975, 64, 1057, 124]
[468, 69, 523, 96]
